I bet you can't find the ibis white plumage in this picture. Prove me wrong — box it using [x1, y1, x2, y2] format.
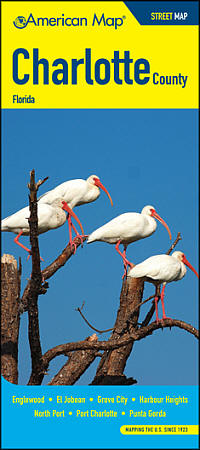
[38, 175, 113, 251]
[128, 251, 199, 322]
[87, 205, 172, 277]
[1, 199, 75, 257]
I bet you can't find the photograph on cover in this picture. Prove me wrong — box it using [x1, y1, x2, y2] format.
[2, 108, 198, 386]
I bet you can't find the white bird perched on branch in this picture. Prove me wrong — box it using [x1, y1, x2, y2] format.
[87, 205, 172, 278]
[128, 251, 199, 323]
[38, 175, 113, 252]
[1, 199, 76, 258]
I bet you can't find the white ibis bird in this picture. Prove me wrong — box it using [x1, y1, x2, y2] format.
[38, 175, 113, 252]
[87, 205, 172, 278]
[1, 199, 76, 258]
[128, 251, 199, 323]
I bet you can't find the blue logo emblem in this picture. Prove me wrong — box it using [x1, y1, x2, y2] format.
[13, 16, 27, 29]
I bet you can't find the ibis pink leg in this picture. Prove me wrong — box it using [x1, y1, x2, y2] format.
[115, 240, 132, 279]
[154, 296, 159, 324]
[67, 215, 88, 254]
[67, 214, 76, 253]
[14, 230, 31, 255]
[62, 201, 84, 235]
[160, 284, 171, 320]
[122, 246, 128, 279]
[14, 231, 44, 261]
[71, 221, 86, 247]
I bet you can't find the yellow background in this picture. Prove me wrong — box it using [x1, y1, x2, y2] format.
[120, 425, 199, 435]
[2, 1, 199, 108]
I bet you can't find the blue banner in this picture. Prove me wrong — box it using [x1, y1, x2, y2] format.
[124, 1, 199, 25]
[2, 378, 199, 449]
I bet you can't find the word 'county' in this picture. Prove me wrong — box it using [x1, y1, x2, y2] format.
[153, 72, 188, 88]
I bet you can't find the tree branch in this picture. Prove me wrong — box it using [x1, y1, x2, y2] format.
[129, 294, 155, 317]
[166, 231, 182, 255]
[27, 170, 47, 385]
[140, 287, 161, 327]
[42, 317, 199, 371]
[48, 334, 98, 385]
[76, 304, 114, 334]
[136, 318, 199, 340]
[91, 277, 144, 385]
[119, 295, 155, 334]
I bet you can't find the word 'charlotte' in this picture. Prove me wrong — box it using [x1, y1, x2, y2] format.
[13, 48, 150, 85]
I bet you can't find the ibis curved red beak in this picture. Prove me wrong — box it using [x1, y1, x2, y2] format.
[151, 210, 172, 240]
[94, 179, 113, 206]
[182, 255, 199, 278]
[62, 201, 84, 235]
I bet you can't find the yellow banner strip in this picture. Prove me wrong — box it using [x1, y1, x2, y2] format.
[120, 425, 199, 435]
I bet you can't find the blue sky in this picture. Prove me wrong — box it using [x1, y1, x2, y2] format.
[1, 108, 199, 385]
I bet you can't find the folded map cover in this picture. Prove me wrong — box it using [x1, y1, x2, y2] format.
[1, 1, 199, 448]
